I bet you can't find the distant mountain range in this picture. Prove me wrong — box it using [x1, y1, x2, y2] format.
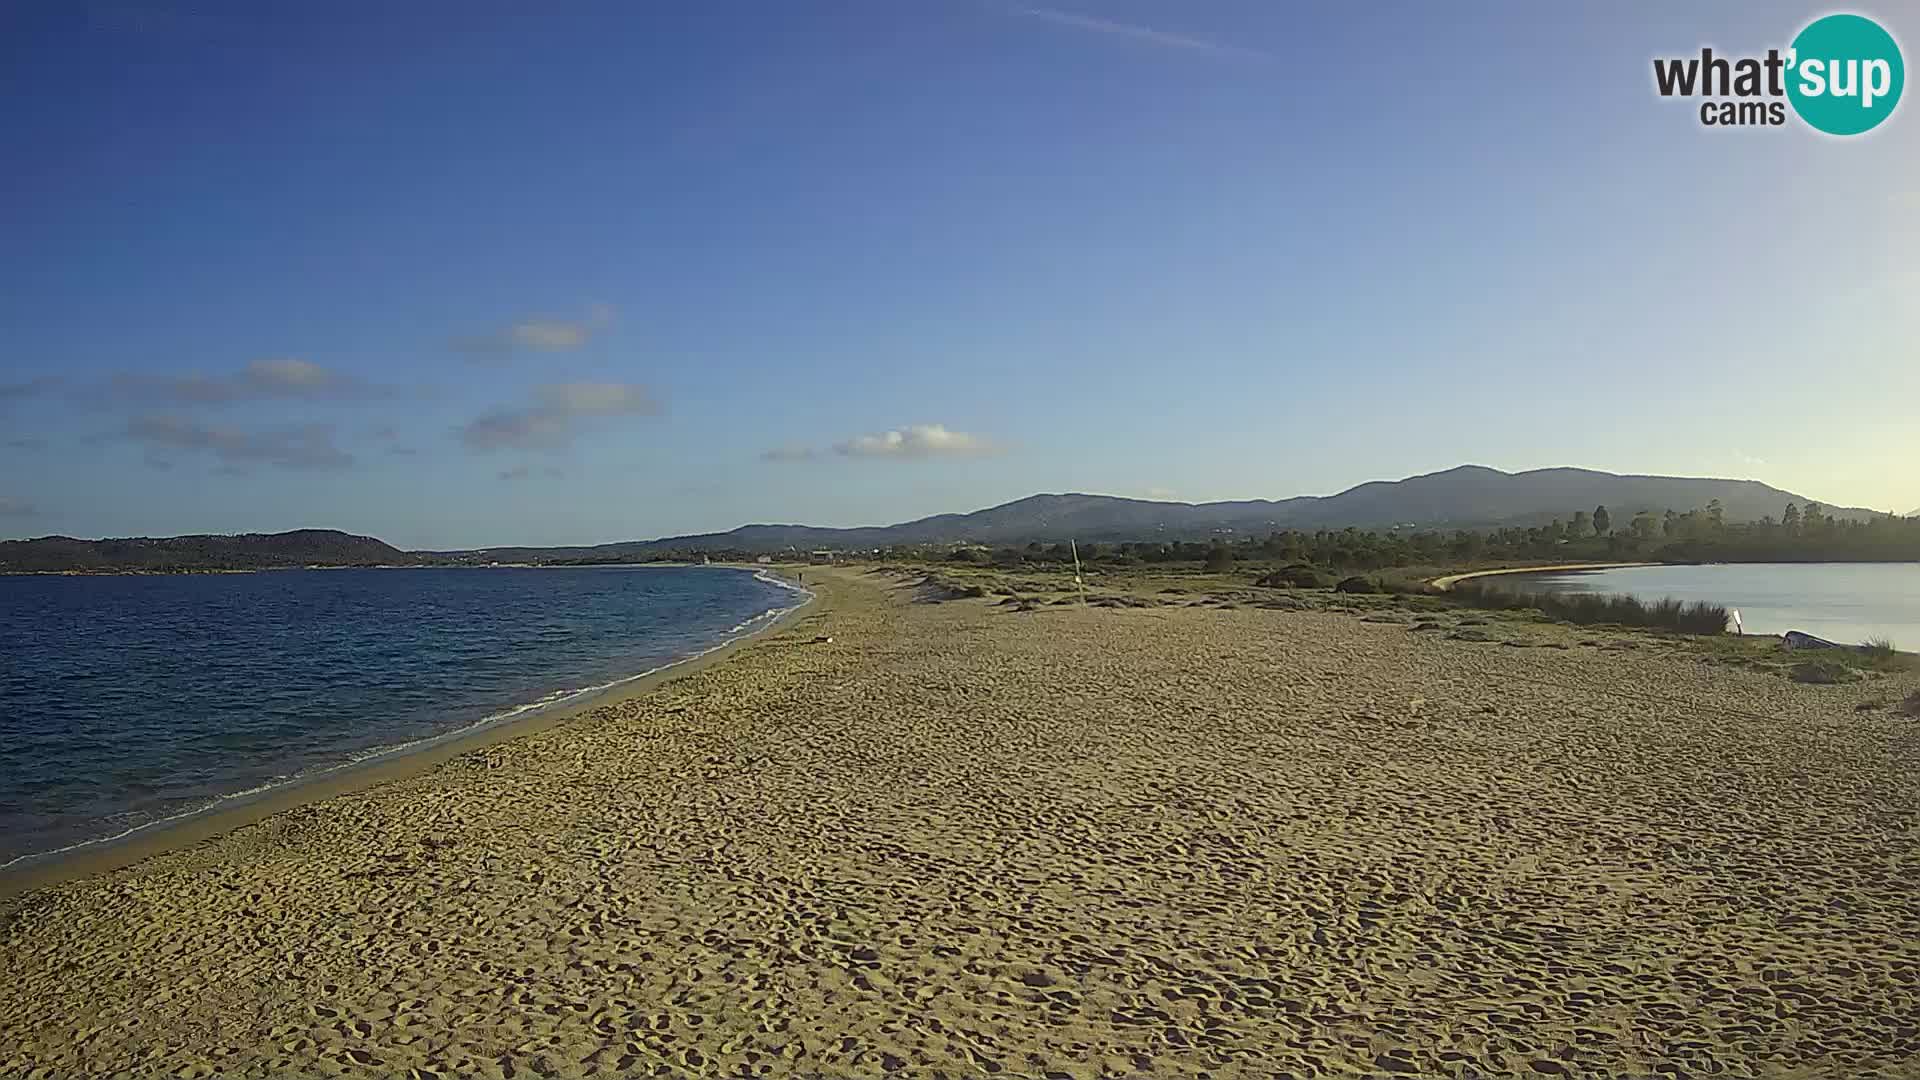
[448, 465, 1873, 560]
[0, 466, 1881, 571]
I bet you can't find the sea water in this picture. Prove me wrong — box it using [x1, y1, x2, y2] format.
[0, 566, 807, 867]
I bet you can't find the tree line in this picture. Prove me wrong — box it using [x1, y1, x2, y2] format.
[937, 501, 1920, 571]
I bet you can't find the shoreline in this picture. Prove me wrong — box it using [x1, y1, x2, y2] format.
[0, 561, 719, 577]
[3, 566, 1916, 1078]
[1429, 560, 1662, 591]
[0, 566, 818, 901]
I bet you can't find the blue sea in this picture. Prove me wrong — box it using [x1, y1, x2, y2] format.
[0, 566, 807, 868]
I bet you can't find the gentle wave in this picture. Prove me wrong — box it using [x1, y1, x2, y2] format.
[0, 565, 815, 873]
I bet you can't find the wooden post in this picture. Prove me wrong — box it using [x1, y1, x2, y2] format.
[1071, 540, 1086, 605]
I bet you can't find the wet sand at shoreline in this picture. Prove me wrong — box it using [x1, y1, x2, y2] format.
[3, 567, 1917, 1078]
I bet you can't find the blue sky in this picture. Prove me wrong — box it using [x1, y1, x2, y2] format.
[2, 1, 1915, 547]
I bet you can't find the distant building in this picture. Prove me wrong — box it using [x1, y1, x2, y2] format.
[755, 555, 773, 565]
[808, 550, 834, 564]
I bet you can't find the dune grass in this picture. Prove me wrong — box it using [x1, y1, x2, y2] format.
[1790, 658, 1860, 684]
[1450, 582, 1729, 635]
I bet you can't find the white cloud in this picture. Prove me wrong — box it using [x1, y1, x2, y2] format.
[125, 415, 354, 470]
[459, 382, 660, 452]
[534, 382, 656, 416]
[459, 409, 576, 451]
[0, 376, 62, 403]
[458, 305, 616, 358]
[835, 424, 993, 458]
[759, 445, 821, 463]
[1015, 7, 1270, 59]
[106, 359, 387, 404]
[763, 423, 998, 463]
[1145, 487, 1178, 500]
[511, 321, 589, 349]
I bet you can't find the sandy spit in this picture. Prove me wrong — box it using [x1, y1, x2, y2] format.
[1429, 563, 1661, 591]
[2, 567, 1917, 1079]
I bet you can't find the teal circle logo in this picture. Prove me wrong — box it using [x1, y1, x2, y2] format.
[1787, 14, 1904, 135]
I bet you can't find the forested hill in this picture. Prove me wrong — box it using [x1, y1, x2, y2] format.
[2, 466, 1889, 570]
[0, 530, 416, 573]
[441, 465, 1873, 559]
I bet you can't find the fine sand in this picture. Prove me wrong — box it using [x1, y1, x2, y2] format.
[3, 568, 1917, 1079]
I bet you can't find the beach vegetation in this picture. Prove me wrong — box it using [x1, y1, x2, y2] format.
[1822, 639, 1916, 675]
[1789, 658, 1860, 684]
[1449, 582, 1729, 634]
[1256, 564, 1327, 589]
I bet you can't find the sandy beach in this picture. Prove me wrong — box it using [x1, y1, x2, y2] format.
[4, 567, 1918, 1079]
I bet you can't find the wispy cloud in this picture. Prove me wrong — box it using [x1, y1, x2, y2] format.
[0, 496, 35, 517]
[124, 415, 354, 470]
[369, 426, 423, 457]
[456, 304, 616, 359]
[499, 465, 566, 482]
[1014, 7, 1270, 59]
[1, 376, 63, 403]
[104, 359, 390, 405]
[3, 438, 47, 451]
[1144, 486, 1178, 500]
[759, 445, 821, 463]
[764, 423, 998, 463]
[458, 381, 660, 452]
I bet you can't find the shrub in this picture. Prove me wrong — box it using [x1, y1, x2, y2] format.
[1856, 638, 1914, 671]
[1203, 546, 1234, 571]
[1898, 691, 1920, 717]
[1334, 576, 1381, 594]
[1256, 565, 1326, 589]
[1790, 658, 1859, 684]
[1449, 583, 1728, 635]
[948, 548, 981, 563]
